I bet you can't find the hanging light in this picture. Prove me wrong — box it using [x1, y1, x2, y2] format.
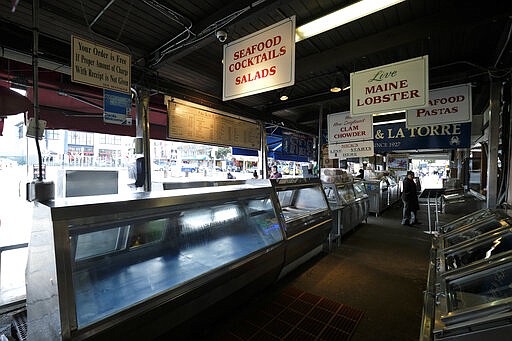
[330, 72, 344, 93]
[280, 94, 289, 101]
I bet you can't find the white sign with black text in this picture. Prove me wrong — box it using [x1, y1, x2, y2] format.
[328, 140, 375, 159]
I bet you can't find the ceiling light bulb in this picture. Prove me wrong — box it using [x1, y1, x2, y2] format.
[280, 95, 288, 101]
[330, 86, 342, 93]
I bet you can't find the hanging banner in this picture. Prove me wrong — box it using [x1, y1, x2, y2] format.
[350, 55, 429, 115]
[406, 83, 472, 128]
[328, 140, 374, 159]
[71, 35, 131, 93]
[222, 16, 295, 101]
[282, 132, 315, 159]
[327, 111, 373, 143]
[103, 89, 132, 125]
[373, 122, 471, 153]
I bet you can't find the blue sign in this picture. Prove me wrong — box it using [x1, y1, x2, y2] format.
[103, 89, 132, 125]
[373, 122, 471, 153]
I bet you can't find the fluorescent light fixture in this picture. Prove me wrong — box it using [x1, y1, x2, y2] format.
[373, 118, 406, 126]
[295, 0, 405, 42]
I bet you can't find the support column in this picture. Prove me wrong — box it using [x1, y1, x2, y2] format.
[486, 80, 501, 208]
[317, 104, 323, 175]
[135, 89, 151, 191]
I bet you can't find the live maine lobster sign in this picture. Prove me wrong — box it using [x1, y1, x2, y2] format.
[373, 122, 471, 153]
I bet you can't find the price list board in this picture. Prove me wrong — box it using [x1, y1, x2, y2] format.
[167, 101, 260, 149]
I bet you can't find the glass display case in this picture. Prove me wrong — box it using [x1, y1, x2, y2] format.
[421, 209, 512, 341]
[440, 216, 512, 249]
[363, 176, 399, 215]
[440, 208, 506, 234]
[323, 180, 369, 245]
[26, 181, 286, 340]
[432, 257, 512, 340]
[272, 178, 332, 276]
[441, 229, 512, 274]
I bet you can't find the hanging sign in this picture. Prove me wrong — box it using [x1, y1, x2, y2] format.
[103, 89, 132, 125]
[350, 55, 429, 115]
[373, 122, 471, 152]
[165, 98, 261, 149]
[406, 83, 472, 128]
[222, 16, 295, 101]
[328, 140, 374, 159]
[327, 111, 373, 143]
[71, 35, 131, 93]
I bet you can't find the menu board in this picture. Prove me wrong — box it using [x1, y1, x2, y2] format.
[167, 101, 260, 149]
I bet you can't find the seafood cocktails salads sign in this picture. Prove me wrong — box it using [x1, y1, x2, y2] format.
[223, 17, 295, 101]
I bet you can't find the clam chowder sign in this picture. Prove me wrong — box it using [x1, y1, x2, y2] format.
[406, 84, 472, 128]
[327, 111, 373, 143]
[327, 111, 374, 159]
[222, 17, 295, 101]
[350, 56, 429, 115]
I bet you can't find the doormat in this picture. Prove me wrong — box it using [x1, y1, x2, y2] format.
[214, 286, 364, 340]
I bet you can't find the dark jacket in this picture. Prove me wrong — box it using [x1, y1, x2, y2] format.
[402, 178, 420, 211]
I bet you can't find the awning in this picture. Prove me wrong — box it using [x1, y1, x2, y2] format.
[25, 87, 169, 139]
[232, 147, 258, 157]
[0, 84, 32, 116]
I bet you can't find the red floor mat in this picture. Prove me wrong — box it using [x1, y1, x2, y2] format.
[215, 287, 364, 341]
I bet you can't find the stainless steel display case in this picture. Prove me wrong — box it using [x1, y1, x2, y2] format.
[322, 180, 369, 247]
[436, 214, 512, 250]
[432, 256, 512, 340]
[271, 178, 332, 277]
[26, 181, 286, 340]
[421, 210, 512, 341]
[364, 176, 399, 215]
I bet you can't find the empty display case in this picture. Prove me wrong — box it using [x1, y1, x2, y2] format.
[323, 180, 369, 248]
[26, 181, 286, 340]
[421, 209, 512, 341]
[271, 178, 332, 277]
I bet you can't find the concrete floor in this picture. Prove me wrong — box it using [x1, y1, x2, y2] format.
[270, 201, 465, 341]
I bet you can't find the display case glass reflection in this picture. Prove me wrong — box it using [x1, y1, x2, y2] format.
[353, 182, 368, 199]
[444, 218, 511, 248]
[69, 196, 282, 327]
[444, 231, 512, 272]
[337, 184, 355, 204]
[277, 186, 328, 222]
[441, 209, 503, 234]
[445, 261, 512, 313]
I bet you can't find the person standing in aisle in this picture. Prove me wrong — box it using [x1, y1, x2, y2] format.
[402, 170, 420, 226]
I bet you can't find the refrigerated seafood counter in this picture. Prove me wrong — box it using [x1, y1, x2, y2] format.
[322, 180, 369, 247]
[420, 208, 512, 341]
[24, 179, 331, 340]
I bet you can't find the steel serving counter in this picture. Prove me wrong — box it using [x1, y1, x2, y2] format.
[26, 181, 286, 340]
